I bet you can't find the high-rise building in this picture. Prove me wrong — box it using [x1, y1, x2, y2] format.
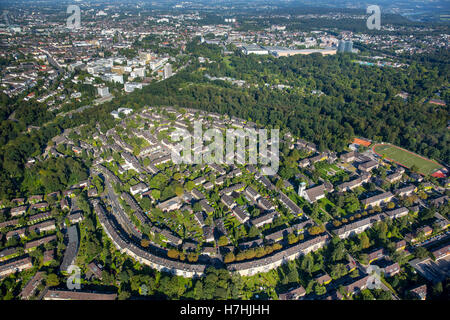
[97, 86, 109, 97]
[344, 41, 353, 53]
[338, 40, 353, 53]
[163, 63, 173, 79]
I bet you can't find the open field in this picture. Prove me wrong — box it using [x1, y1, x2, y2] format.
[372, 143, 443, 176]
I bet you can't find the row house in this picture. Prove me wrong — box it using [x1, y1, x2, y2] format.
[383, 262, 400, 277]
[257, 197, 276, 212]
[385, 170, 404, 184]
[151, 155, 172, 167]
[122, 152, 146, 173]
[279, 192, 302, 215]
[429, 195, 448, 208]
[0, 247, 18, 261]
[309, 153, 328, 164]
[28, 220, 56, 234]
[191, 188, 205, 200]
[258, 176, 276, 191]
[361, 191, 394, 209]
[432, 244, 449, 261]
[130, 182, 149, 196]
[94, 201, 207, 278]
[25, 235, 57, 251]
[6, 227, 27, 240]
[157, 196, 183, 212]
[315, 273, 332, 285]
[43, 289, 117, 300]
[226, 235, 329, 276]
[12, 198, 26, 206]
[194, 212, 206, 227]
[244, 186, 261, 202]
[231, 206, 250, 224]
[10, 205, 28, 217]
[19, 271, 44, 299]
[199, 199, 214, 215]
[334, 214, 384, 239]
[219, 183, 246, 196]
[209, 163, 226, 175]
[203, 226, 214, 243]
[395, 185, 416, 197]
[343, 275, 370, 296]
[367, 248, 385, 263]
[215, 175, 226, 186]
[30, 202, 49, 211]
[278, 286, 306, 300]
[0, 219, 19, 230]
[337, 173, 371, 192]
[358, 160, 379, 173]
[251, 212, 276, 228]
[0, 256, 33, 278]
[28, 212, 52, 224]
[340, 151, 357, 163]
[238, 238, 264, 251]
[193, 176, 207, 186]
[146, 163, 160, 175]
[160, 229, 182, 246]
[384, 207, 409, 219]
[221, 194, 236, 209]
[299, 183, 333, 203]
[28, 195, 43, 204]
[204, 182, 214, 190]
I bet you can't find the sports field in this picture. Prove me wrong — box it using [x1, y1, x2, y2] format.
[372, 144, 443, 176]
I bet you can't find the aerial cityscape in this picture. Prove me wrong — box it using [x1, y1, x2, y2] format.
[0, 0, 448, 306]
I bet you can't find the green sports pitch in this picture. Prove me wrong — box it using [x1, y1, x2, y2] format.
[372, 144, 443, 176]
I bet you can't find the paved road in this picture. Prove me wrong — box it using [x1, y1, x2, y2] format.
[103, 179, 142, 240]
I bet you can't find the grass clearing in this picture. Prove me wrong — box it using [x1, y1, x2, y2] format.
[373, 144, 442, 176]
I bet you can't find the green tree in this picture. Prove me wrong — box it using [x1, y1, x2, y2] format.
[360, 233, 370, 250]
[46, 273, 60, 287]
[218, 236, 228, 246]
[415, 246, 429, 259]
[224, 252, 235, 263]
[118, 290, 131, 300]
[315, 284, 327, 296]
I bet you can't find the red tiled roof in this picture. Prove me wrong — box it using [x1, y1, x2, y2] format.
[353, 138, 372, 147]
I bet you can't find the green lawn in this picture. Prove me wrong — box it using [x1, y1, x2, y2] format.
[318, 197, 335, 213]
[373, 144, 442, 175]
[315, 162, 347, 183]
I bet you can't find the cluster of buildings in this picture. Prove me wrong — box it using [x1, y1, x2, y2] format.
[241, 44, 338, 57]
[0, 101, 447, 299]
[0, 4, 449, 299]
[0, 180, 97, 286]
[69, 105, 448, 287]
[57, 106, 338, 278]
